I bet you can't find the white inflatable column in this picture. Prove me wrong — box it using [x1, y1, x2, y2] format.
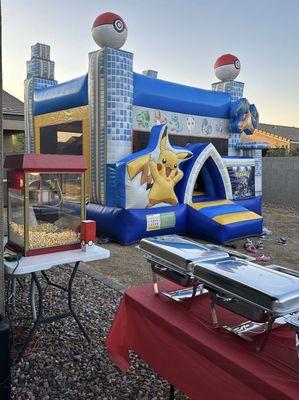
[212, 80, 244, 156]
[88, 47, 133, 205]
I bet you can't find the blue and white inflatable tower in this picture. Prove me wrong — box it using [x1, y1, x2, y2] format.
[89, 13, 134, 205]
[212, 54, 244, 155]
[211, 54, 267, 196]
[24, 43, 57, 152]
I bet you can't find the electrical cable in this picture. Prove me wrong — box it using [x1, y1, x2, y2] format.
[4, 254, 22, 366]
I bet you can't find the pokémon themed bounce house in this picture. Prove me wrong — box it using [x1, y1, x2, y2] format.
[24, 12, 268, 244]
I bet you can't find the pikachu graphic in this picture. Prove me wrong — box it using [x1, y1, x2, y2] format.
[147, 128, 192, 207]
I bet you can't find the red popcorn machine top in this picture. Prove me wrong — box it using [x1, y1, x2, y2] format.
[5, 154, 87, 256]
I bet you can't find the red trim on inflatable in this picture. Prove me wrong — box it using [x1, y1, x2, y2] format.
[92, 12, 127, 29]
[214, 54, 238, 69]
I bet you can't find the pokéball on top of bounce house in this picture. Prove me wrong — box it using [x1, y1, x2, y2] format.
[92, 12, 128, 49]
[214, 54, 240, 81]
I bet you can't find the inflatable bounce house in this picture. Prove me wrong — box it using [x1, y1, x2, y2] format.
[24, 12, 268, 244]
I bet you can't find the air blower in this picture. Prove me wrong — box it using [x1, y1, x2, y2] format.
[0, 316, 11, 399]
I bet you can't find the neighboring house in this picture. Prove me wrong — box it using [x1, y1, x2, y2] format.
[257, 123, 299, 149]
[2, 90, 25, 156]
[242, 127, 291, 150]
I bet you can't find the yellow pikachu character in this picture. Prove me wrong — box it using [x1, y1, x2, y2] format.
[148, 132, 192, 207]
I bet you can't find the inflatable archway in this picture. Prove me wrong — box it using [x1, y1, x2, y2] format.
[178, 143, 232, 204]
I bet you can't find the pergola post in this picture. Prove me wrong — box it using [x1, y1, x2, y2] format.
[0, 0, 4, 317]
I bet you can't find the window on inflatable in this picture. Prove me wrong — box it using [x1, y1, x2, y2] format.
[39, 121, 83, 155]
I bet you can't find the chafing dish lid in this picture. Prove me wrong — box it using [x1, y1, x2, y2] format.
[194, 258, 299, 314]
[139, 235, 229, 270]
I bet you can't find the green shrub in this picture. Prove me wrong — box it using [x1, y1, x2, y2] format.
[265, 147, 299, 157]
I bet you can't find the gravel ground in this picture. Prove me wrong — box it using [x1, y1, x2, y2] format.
[8, 266, 188, 400]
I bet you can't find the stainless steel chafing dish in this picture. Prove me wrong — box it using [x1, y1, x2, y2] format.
[139, 235, 299, 355]
[138, 235, 229, 292]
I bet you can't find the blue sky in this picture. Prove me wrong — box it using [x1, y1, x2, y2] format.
[2, 0, 299, 126]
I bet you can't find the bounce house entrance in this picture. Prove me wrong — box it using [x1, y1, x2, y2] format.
[192, 171, 207, 201]
[191, 157, 227, 203]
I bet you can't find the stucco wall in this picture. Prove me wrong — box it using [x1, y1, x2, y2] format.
[262, 157, 299, 209]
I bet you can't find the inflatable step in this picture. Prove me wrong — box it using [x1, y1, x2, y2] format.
[187, 199, 263, 244]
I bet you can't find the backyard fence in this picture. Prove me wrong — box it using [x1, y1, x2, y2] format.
[262, 157, 299, 210]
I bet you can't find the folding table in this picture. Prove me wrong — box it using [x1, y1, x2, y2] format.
[5, 245, 110, 360]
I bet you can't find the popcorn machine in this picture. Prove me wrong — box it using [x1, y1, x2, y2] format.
[5, 154, 87, 256]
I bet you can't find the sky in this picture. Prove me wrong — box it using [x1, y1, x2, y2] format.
[2, 0, 299, 126]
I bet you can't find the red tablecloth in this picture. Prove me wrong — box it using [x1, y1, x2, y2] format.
[106, 280, 299, 400]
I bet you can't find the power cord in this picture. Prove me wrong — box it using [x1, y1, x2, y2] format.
[4, 253, 22, 366]
[4, 254, 22, 263]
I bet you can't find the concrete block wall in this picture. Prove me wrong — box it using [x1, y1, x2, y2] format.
[262, 157, 299, 209]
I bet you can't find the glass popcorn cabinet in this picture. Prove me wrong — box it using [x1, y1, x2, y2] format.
[5, 154, 87, 256]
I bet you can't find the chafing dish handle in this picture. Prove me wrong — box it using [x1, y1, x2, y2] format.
[215, 293, 236, 303]
[152, 264, 167, 273]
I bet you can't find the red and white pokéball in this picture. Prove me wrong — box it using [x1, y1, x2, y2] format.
[214, 54, 240, 81]
[92, 12, 127, 49]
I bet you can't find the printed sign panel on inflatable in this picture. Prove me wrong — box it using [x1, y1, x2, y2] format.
[228, 166, 255, 200]
[133, 106, 230, 138]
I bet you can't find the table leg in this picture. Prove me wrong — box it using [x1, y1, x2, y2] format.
[11, 277, 16, 307]
[17, 263, 90, 361]
[169, 384, 175, 399]
[17, 272, 44, 362]
[67, 262, 90, 342]
[30, 276, 37, 321]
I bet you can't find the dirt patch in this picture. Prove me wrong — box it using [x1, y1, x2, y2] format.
[85, 204, 299, 289]
[84, 241, 150, 289]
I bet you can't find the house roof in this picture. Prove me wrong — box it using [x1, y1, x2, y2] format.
[2, 90, 24, 116]
[242, 129, 290, 149]
[258, 123, 299, 142]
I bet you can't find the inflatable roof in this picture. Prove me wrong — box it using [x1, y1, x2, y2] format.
[133, 73, 231, 118]
[34, 74, 88, 115]
[34, 72, 231, 119]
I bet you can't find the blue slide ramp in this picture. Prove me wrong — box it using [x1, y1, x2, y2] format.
[187, 199, 263, 244]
